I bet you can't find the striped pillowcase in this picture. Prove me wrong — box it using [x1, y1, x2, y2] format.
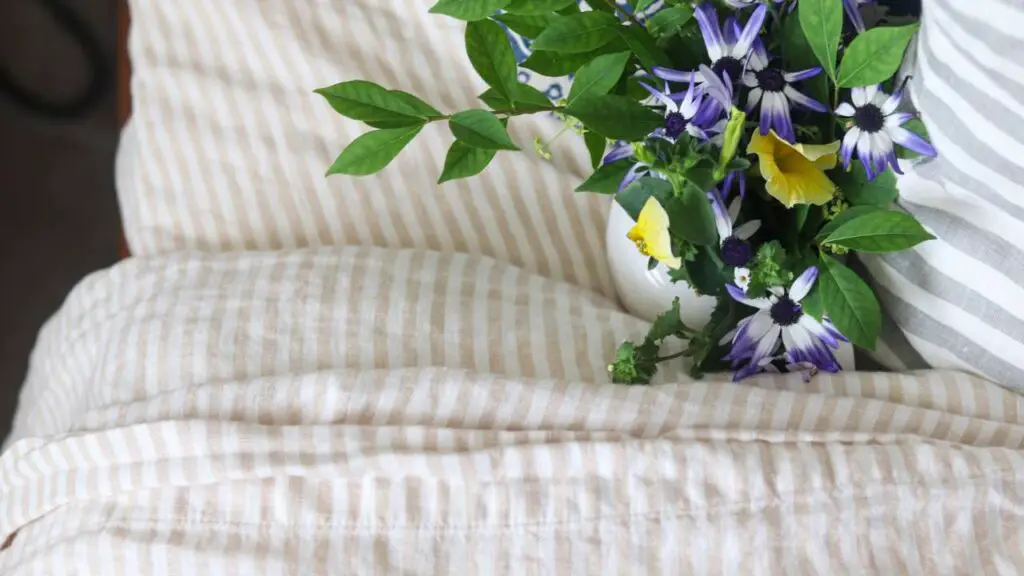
[860, 0, 1024, 387]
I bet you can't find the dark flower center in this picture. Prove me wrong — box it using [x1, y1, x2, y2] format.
[853, 104, 885, 133]
[664, 112, 688, 139]
[770, 297, 803, 327]
[721, 236, 752, 267]
[755, 67, 786, 92]
[712, 57, 744, 83]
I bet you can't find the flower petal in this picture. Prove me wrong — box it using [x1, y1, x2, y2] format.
[734, 219, 762, 240]
[889, 126, 938, 158]
[884, 112, 914, 128]
[851, 86, 870, 107]
[881, 88, 905, 115]
[783, 67, 822, 83]
[639, 81, 679, 110]
[700, 64, 734, 109]
[727, 283, 772, 309]
[789, 266, 818, 302]
[835, 102, 856, 117]
[798, 314, 839, 348]
[728, 197, 742, 222]
[750, 324, 782, 364]
[710, 191, 733, 240]
[840, 126, 860, 168]
[603, 144, 632, 165]
[784, 85, 828, 113]
[653, 66, 700, 83]
[694, 3, 726, 61]
[734, 5, 767, 58]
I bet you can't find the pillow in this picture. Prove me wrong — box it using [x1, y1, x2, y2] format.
[117, 0, 615, 297]
[861, 0, 1024, 386]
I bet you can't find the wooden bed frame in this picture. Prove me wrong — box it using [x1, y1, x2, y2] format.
[117, 1, 131, 258]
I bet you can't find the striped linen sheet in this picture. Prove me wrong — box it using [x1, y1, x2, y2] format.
[2, 249, 1024, 574]
[863, 0, 1024, 385]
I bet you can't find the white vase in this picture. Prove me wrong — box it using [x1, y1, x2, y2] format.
[605, 200, 855, 371]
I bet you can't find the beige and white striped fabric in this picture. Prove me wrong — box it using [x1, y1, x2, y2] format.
[117, 0, 614, 297]
[3, 249, 1024, 574]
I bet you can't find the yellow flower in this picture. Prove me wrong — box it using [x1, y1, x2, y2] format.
[627, 197, 681, 270]
[747, 131, 840, 208]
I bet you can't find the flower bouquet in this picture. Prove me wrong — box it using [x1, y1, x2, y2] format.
[316, 0, 935, 384]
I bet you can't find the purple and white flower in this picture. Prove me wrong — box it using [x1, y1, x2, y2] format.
[835, 84, 937, 180]
[710, 190, 761, 268]
[602, 143, 665, 191]
[652, 3, 767, 97]
[742, 39, 827, 143]
[640, 79, 708, 143]
[723, 266, 849, 381]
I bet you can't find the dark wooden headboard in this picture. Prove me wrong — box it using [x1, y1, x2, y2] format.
[117, 0, 131, 258]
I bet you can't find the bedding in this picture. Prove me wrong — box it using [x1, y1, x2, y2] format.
[861, 0, 1024, 385]
[3, 249, 1024, 574]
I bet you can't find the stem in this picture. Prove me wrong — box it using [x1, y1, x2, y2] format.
[829, 89, 840, 142]
[656, 350, 688, 363]
[603, 0, 644, 28]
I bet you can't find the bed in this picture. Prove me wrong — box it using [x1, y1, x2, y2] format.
[1, 1, 1023, 573]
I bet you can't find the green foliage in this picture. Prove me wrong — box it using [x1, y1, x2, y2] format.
[645, 5, 694, 40]
[648, 298, 692, 341]
[816, 255, 882, 350]
[837, 24, 920, 87]
[327, 126, 423, 176]
[821, 210, 935, 253]
[798, 0, 843, 81]
[449, 110, 520, 150]
[780, 14, 829, 104]
[567, 52, 632, 106]
[683, 246, 730, 296]
[532, 11, 622, 53]
[520, 49, 611, 76]
[575, 160, 631, 194]
[746, 241, 794, 296]
[833, 163, 898, 206]
[479, 84, 552, 112]
[616, 177, 673, 220]
[429, 0, 511, 21]
[439, 142, 498, 183]
[608, 340, 660, 385]
[565, 95, 664, 141]
[616, 26, 673, 70]
[686, 296, 741, 378]
[584, 131, 607, 169]
[492, 13, 551, 38]
[466, 20, 520, 107]
[665, 183, 718, 246]
[815, 205, 883, 241]
[503, 0, 576, 15]
[315, 81, 437, 128]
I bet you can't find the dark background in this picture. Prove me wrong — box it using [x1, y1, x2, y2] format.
[0, 0, 120, 441]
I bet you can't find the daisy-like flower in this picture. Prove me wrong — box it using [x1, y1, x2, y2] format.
[723, 267, 849, 381]
[743, 39, 827, 143]
[733, 266, 752, 292]
[747, 130, 840, 207]
[835, 84, 937, 180]
[640, 79, 708, 143]
[710, 190, 761, 268]
[602, 143, 664, 191]
[653, 3, 767, 89]
[627, 197, 681, 270]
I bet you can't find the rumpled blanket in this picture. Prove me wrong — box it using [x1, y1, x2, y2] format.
[1, 249, 1022, 574]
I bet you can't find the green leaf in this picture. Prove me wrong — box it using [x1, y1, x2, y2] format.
[616, 26, 673, 70]
[520, 47, 623, 76]
[665, 183, 718, 246]
[314, 81, 434, 128]
[565, 95, 663, 141]
[616, 177, 674, 221]
[492, 13, 551, 38]
[798, 0, 843, 81]
[746, 241, 795, 297]
[634, 0, 659, 12]
[896, 118, 931, 160]
[645, 5, 694, 39]
[683, 246, 730, 296]
[429, 0, 511, 21]
[822, 210, 934, 253]
[686, 295, 740, 377]
[438, 141, 498, 183]
[780, 13, 829, 103]
[818, 255, 882, 350]
[480, 84, 553, 111]
[532, 11, 621, 53]
[466, 20, 520, 106]
[648, 297, 692, 341]
[815, 205, 883, 241]
[449, 110, 520, 150]
[575, 160, 630, 193]
[584, 131, 607, 169]
[833, 163, 898, 206]
[503, 0, 577, 15]
[837, 23, 919, 88]
[327, 126, 423, 176]
[567, 52, 631, 106]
